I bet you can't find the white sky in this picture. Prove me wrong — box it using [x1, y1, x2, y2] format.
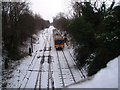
[28, 0, 120, 22]
[29, 0, 72, 22]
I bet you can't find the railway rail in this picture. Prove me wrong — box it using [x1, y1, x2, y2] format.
[7, 27, 87, 89]
[34, 46, 46, 90]
[65, 43, 87, 78]
[34, 30, 51, 89]
[56, 51, 76, 87]
[18, 50, 38, 89]
[62, 51, 76, 83]
[68, 50, 86, 78]
[47, 36, 55, 90]
[56, 49, 87, 88]
[18, 29, 51, 89]
[34, 31, 54, 90]
[56, 51, 65, 87]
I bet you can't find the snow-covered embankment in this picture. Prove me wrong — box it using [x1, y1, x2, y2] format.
[68, 56, 119, 88]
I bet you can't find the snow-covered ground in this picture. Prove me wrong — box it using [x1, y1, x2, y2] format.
[68, 56, 119, 88]
[5, 26, 86, 89]
[3, 26, 119, 89]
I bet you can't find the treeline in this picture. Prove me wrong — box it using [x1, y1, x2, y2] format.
[2, 2, 50, 68]
[53, 1, 120, 76]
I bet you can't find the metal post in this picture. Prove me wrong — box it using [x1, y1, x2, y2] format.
[29, 47, 32, 56]
[31, 36, 33, 52]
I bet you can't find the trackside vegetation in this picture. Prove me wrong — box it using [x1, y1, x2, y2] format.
[2, 2, 50, 69]
[53, 1, 120, 76]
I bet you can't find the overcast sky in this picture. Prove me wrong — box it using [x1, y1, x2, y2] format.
[29, 0, 72, 22]
[28, 0, 120, 22]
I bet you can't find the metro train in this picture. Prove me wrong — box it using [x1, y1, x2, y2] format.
[53, 29, 65, 50]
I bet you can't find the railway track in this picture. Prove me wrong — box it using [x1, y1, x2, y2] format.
[34, 31, 54, 90]
[56, 51, 65, 87]
[34, 30, 50, 89]
[62, 51, 76, 83]
[56, 51, 77, 87]
[18, 29, 50, 89]
[56, 49, 87, 88]
[68, 50, 86, 78]
[34, 46, 46, 90]
[47, 36, 54, 90]
[19, 42, 46, 89]
[65, 43, 87, 78]
[8, 27, 87, 89]
[7, 31, 46, 88]
[47, 47, 52, 89]
[18, 50, 38, 89]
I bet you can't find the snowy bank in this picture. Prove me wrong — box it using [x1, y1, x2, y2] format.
[68, 56, 119, 88]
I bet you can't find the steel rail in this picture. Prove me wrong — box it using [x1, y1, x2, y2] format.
[56, 51, 65, 87]
[62, 51, 76, 83]
[18, 50, 38, 89]
[68, 50, 86, 78]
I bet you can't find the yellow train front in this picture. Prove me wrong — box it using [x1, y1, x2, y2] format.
[53, 29, 65, 50]
[54, 37, 64, 50]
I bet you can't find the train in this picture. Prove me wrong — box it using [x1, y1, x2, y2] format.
[53, 29, 65, 50]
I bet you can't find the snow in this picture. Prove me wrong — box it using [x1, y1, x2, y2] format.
[4, 26, 85, 89]
[3, 26, 119, 89]
[68, 56, 119, 88]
